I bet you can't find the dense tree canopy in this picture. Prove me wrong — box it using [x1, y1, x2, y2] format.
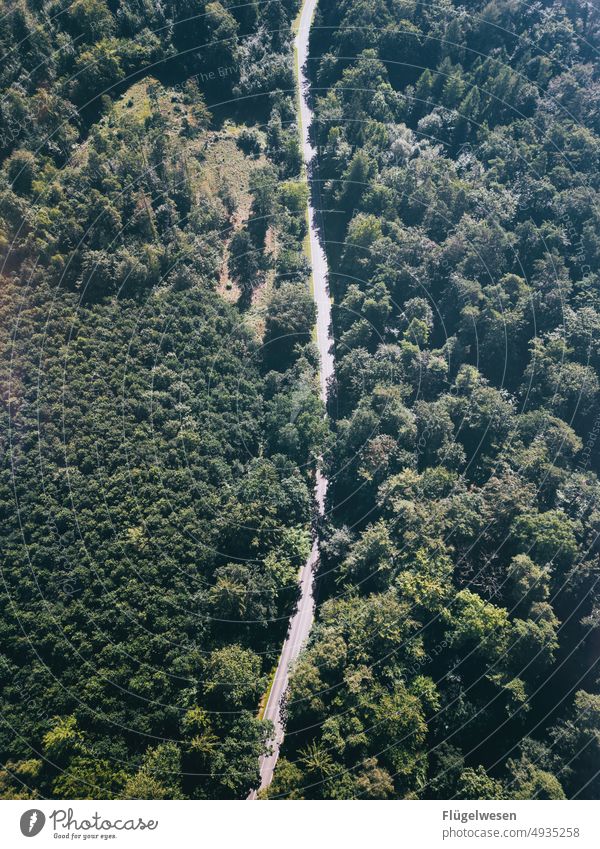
[0, 0, 325, 800]
[269, 0, 600, 800]
[2, 0, 600, 803]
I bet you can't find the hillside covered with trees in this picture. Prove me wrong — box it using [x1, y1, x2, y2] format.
[2, 0, 600, 804]
[0, 0, 327, 799]
[269, 0, 600, 799]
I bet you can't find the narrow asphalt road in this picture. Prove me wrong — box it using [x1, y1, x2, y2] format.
[248, 0, 333, 798]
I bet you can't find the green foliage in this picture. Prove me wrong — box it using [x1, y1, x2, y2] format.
[264, 282, 317, 369]
[3, 0, 600, 803]
[122, 744, 184, 800]
[0, 0, 312, 802]
[275, 0, 600, 801]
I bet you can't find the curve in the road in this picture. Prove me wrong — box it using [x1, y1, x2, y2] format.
[248, 0, 333, 798]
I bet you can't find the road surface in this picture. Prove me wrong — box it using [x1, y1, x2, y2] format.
[248, 0, 333, 797]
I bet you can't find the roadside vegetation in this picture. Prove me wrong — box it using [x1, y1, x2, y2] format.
[0, 0, 327, 799]
[270, 0, 600, 800]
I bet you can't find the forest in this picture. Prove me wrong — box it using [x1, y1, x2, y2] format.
[267, 0, 600, 800]
[1, 0, 600, 803]
[0, 0, 327, 799]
